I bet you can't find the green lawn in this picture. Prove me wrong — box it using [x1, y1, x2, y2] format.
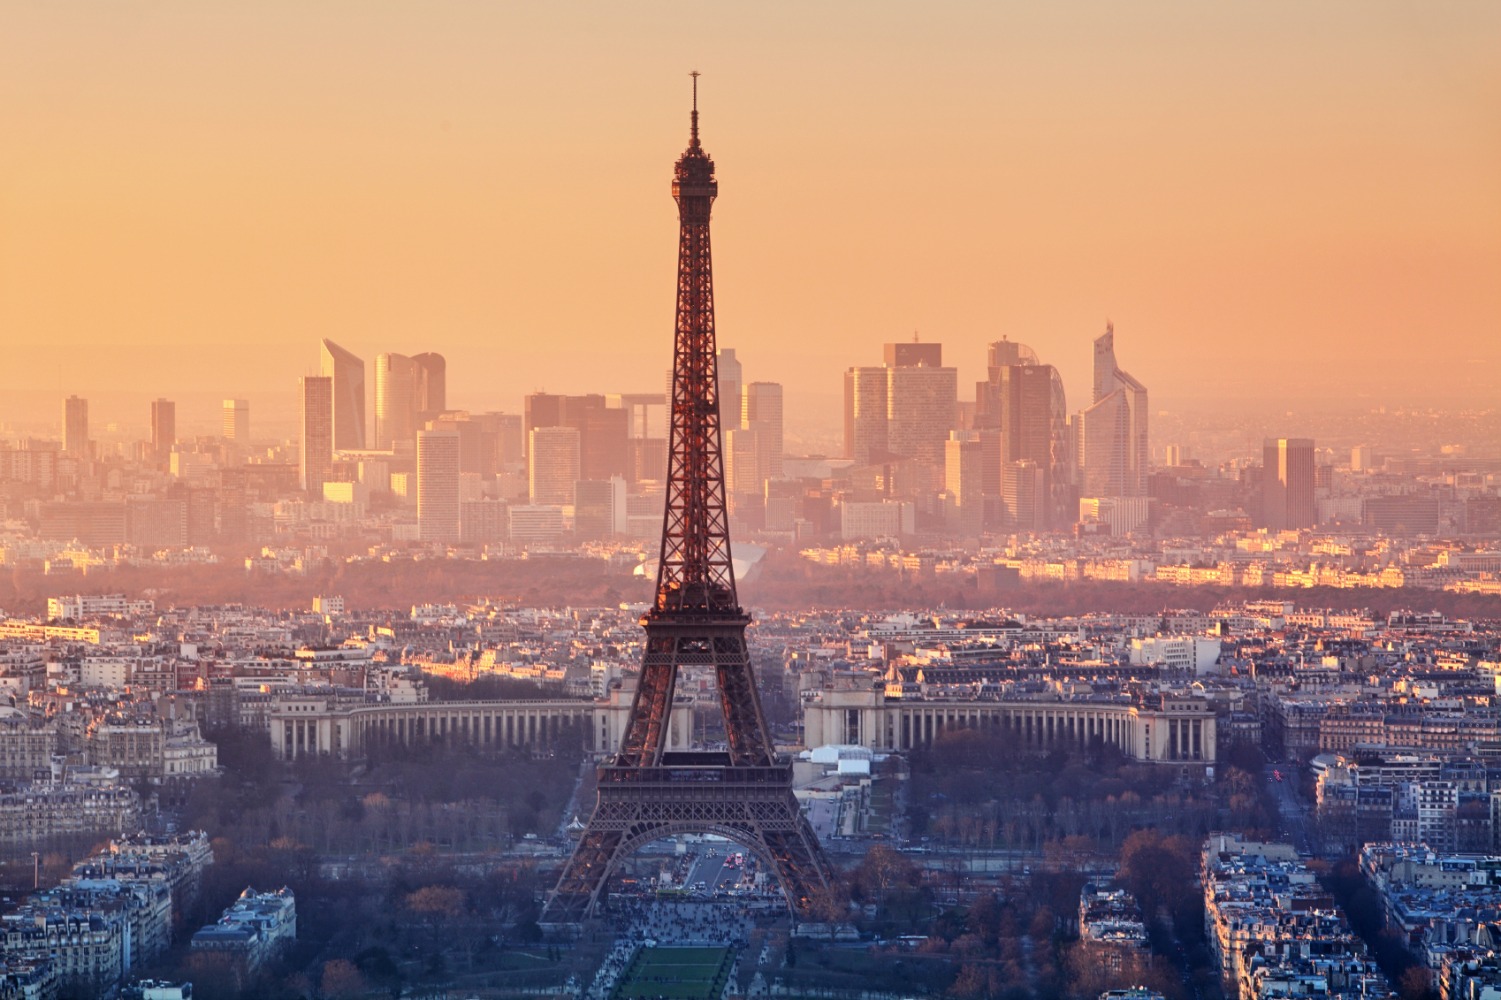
[612, 946, 733, 1000]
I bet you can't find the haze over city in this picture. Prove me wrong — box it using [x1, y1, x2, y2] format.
[5, 6, 1501, 1000]
[3, 1, 1498, 440]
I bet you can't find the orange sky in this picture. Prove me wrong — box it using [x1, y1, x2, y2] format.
[2, 1, 1498, 440]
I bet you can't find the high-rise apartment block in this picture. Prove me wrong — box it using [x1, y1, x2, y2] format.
[222, 399, 249, 442]
[416, 429, 461, 542]
[1077, 324, 1148, 498]
[1262, 437, 1315, 531]
[319, 339, 366, 451]
[63, 395, 89, 459]
[299, 376, 334, 494]
[528, 426, 581, 506]
[150, 398, 176, 461]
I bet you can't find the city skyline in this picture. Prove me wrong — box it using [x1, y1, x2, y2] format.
[1, 13, 1499, 992]
[2, 2, 1497, 436]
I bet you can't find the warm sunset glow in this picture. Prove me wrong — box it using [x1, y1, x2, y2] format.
[2, 2, 1497, 439]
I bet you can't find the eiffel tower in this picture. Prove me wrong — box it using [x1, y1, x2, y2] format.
[542, 75, 835, 925]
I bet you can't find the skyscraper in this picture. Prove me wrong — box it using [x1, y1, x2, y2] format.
[320, 339, 366, 451]
[944, 430, 985, 536]
[1262, 437, 1315, 531]
[974, 339, 1070, 528]
[884, 341, 943, 368]
[574, 477, 627, 540]
[1002, 459, 1045, 532]
[523, 393, 628, 482]
[416, 429, 461, 542]
[374, 353, 417, 450]
[222, 399, 249, 442]
[150, 398, 176, 461]
[412, 352, 446, 421]
[717, 347, 743, 432]
[884, 343, 958, 495]
[528, 426, 581, 505]
[62, 395, 89, 458]
[742, 381, 784, 481]
[300, 376, 334, 494]
[843, 366, 889, 465]
[843, 342, 958, 495]
[1078, 323, 1148, 498]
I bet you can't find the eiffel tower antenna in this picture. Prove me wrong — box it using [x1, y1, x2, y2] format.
[543, 76, 835, 926]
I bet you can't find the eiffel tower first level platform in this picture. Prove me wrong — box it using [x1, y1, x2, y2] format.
[542, 757, 832, 924]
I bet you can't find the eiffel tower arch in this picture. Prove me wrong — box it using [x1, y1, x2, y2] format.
[542, 76, 836, 925]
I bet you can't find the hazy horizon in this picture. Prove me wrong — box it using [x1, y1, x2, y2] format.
[3, 1, 1498, 443]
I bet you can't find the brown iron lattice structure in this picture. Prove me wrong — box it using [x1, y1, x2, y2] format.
[542, 76, 835, 926]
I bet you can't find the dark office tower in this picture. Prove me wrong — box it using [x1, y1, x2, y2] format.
[150, 398, 176, 462]
[300, 376, 334, 494]
[62, 395, 89, 459]
[974, 339, 1069, 528]
[717, 348, 743, 432]
[417, 429, 461, 542]
[547, 80, 833, 925]
[885, 340, 943, 368]
[319, 338, 366, 450]
[374, 352, 417, 450]
[742, 381, 783, 480]
[1078, 322, 1148, 497]
[412, 352, 446, 420]
[1262, 437, 1315, 530]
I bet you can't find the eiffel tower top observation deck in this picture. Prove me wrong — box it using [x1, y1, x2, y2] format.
[654, 70, 739, 620]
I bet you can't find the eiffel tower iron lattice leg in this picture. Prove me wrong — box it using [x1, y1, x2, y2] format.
[542, 77, 835, 926]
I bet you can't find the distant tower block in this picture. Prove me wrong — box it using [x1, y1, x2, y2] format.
[544, 76, 835, 925]
[63, 395, 89, 459]
[223, 399, 250, 442]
